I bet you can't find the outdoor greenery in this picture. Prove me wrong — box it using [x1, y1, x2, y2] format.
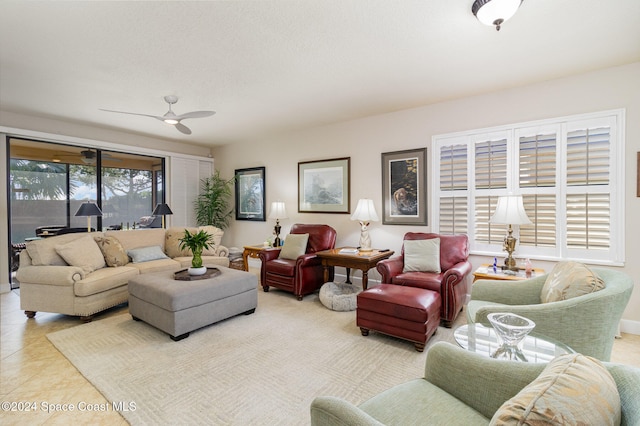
[195, 170, 235, 229]
[179, 229, 213, 268]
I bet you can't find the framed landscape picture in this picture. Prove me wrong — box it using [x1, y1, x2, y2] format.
[298, 157, 350, 213]
[235, 167, 265, 221]
[381, 148, 427, 225]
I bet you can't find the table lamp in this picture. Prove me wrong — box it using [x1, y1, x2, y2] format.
[350, 199, 379, 252]
[75, 201, 103, 232]
[152, 203, 173, 228]
[268, 201, 288, 247]
[490, 195, 531, 271]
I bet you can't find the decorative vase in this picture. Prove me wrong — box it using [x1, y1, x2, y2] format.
[188, 266, 207, 276]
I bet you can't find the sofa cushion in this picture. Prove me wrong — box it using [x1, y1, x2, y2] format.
[25, 232, 103, 266]
[127, 258, 181, 274]
[279, 233, 309, 260]
[360, 378, 489, 424]
[490, 353, 620, 425]
[164, 227, 198, 258]
[403, 238, 441, 273]
[55, 234, 106, 273]
[541, 261, 605, 303]
[198, 225, 224, 254]
[105, 228, 166, 251]
[74, 266, 139, 297]
[94, 235, 129, 267]
[127, 246, 169, 263]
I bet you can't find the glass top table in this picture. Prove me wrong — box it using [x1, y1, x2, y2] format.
[454, 323, 574, 363]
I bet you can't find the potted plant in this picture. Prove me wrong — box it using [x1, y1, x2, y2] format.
[179, 229, 214, 275]
[194, 170, 235, 229]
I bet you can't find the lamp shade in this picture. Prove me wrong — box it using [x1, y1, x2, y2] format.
[490, 195, 531, 225]
[268, 202, 288, 220]
[472, 0, 522, 30]
[74, 202, 103, 217]
[350, 199, 379, 222]
[152, 203, 173, 216]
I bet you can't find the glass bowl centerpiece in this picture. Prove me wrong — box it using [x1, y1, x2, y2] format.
[487, 312, 536, 361]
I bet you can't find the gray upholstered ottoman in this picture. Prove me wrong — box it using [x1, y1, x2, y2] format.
[128, 268, 258, 341]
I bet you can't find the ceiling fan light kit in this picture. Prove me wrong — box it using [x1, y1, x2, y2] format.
[472, 0, 523, 31]
[100, 95, 215, 135]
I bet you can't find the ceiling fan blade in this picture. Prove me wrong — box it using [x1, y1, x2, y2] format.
[175, 123, 192, 135]
[99, 108, 164, 120]
[175, 110, 216, 120]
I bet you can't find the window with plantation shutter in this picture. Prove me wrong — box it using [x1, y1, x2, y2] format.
[432, 109, 624, 266]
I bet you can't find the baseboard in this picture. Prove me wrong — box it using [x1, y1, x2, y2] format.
[620, 319, 640, 336]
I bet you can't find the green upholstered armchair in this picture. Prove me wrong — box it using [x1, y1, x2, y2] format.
[466, 267, 633, 361]
[310, 342, 640, 426]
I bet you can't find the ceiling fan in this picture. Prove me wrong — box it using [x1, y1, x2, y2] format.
[100, 95, 215, 135]
[54, 149, 120, 164]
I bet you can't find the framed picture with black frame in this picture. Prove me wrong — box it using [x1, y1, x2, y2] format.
[235, 166, 266, 221]
[381, 148, 427, 225]
[298, 157, 350, 213]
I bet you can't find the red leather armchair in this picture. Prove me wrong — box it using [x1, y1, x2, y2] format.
[259, 224, 337, 300]
[376, 232, 471, 327]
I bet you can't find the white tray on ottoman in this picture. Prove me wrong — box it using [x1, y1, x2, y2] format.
[128, 267, 258, 341]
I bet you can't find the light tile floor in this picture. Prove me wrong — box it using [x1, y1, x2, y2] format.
[1, 289, 639, 424]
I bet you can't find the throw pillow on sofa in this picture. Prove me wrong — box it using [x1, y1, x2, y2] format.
[55, 234, 106, 273]
[127, 246, 169, 263]
[490, 353, 621, 425]
[540, 261, 605, 303]
[165, 227, 198, 258]
[94, 235, 129, 267]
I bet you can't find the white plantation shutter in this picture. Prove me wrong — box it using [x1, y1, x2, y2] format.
[438, 144, 468, 234]
[432, 110, 624, 265]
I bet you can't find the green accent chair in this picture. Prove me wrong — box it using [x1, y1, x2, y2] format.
[467, 267, 633, 361]
[310, 342, 640, 426]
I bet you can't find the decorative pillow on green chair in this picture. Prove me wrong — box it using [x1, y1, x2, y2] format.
[279, 234, 309, 260]
[541, 261, 605, 303]
[490, 353, 621, 425]
[403, 238, 441, 273]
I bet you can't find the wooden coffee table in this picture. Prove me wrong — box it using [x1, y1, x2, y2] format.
[315, 248, 394, 290]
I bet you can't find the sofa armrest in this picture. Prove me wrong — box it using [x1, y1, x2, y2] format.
[16, 265, 85, 286]
[470, 275, 546, 305]
[376, 256, 404, 282]
[424, 342, 545, 419]
[215, 245, 229, 258]
[442, 260, 472, 287]
[297, 253, 322, 268]
[310, 396, 385, 426]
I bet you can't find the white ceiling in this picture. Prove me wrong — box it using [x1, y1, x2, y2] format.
[1, 1, 639, 146]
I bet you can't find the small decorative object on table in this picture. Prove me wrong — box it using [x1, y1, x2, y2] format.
[179, 229, 213, 276]
[488, 312, 536, 361]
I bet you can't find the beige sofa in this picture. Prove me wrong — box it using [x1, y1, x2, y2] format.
[17, 226, 229, 321]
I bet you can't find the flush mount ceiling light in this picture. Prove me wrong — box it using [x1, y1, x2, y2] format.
[472, 0, 523, 31]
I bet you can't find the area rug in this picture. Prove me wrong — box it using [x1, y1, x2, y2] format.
[47, 287, 462, 425]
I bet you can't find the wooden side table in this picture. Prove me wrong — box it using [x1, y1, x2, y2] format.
[472, 264, 545, 283]
[242, 244, 275, 271]
[315, 248, 394, 290]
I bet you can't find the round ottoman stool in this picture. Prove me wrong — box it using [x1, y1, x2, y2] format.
[319, 282, 360, 311]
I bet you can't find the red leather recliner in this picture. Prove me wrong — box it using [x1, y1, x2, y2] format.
[259, 224, 337, 300]
[376, 232, 471, 327]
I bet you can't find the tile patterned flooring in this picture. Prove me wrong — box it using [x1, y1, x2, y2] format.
[1, 289, 639, 425]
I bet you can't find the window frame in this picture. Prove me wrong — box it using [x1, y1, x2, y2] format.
[431, 109, 625, 266]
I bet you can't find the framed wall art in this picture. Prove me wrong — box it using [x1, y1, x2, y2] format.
[298, 157, 350, 213]
[381, 148, 427, 225]
[235, 166, 266, 221]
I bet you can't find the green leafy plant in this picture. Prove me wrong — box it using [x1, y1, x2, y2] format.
[195, 170, 235, 229]
[179, 229, 213, 268]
